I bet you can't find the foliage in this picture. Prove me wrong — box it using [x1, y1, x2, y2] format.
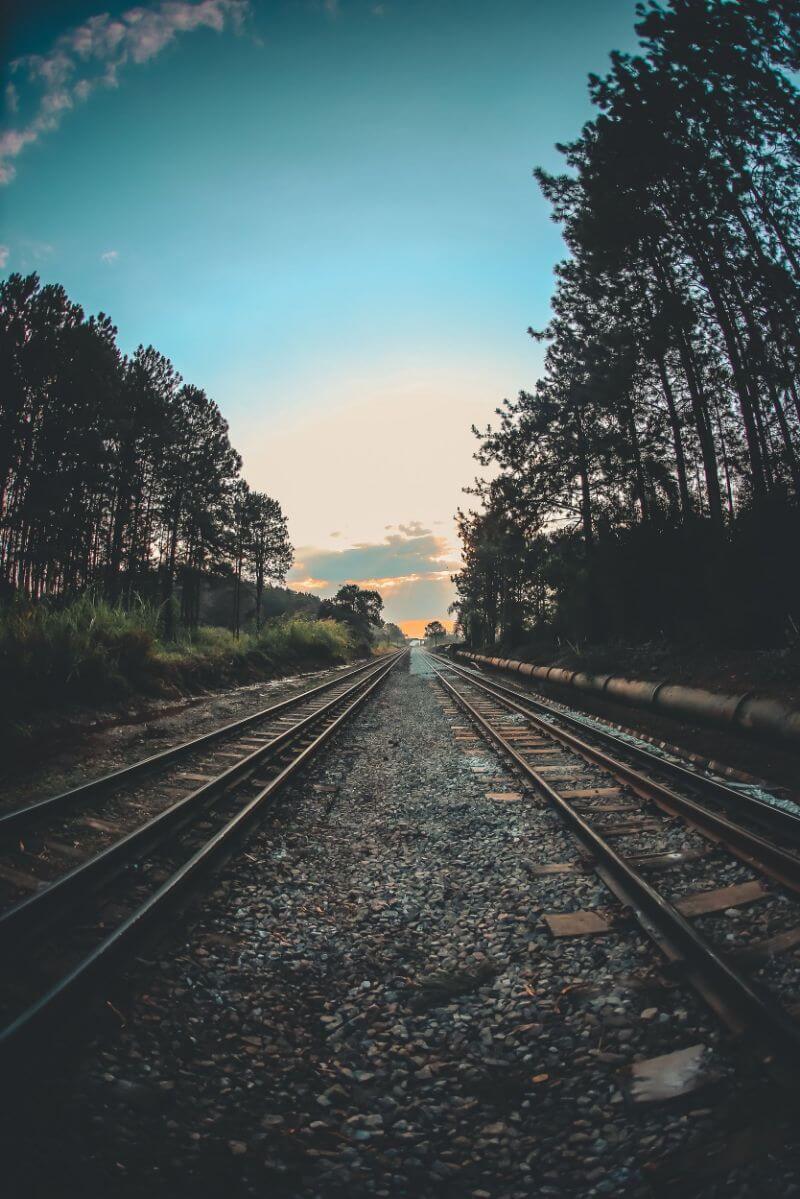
[0, 596, 357, 732]
[198, 578, 320, 628]
[424, 620, 447, 643]
[0, 594, 160, 706]
[254, 617, 354, 668]
[372, 621, 407, 650]
[454, 0, 800, 651]
[318, 584, 384, 646]
[0, 275, 292, 629]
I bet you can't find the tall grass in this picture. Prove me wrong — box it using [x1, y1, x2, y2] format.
[0, 594, 159, 705]
[256, 617, 353, 666]
[0, 597, 357, 732]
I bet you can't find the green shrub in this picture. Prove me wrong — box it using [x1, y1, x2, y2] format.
[0, 594, 158, 705]
[0, 598, 358, 737]
[256, 617, 354, 667]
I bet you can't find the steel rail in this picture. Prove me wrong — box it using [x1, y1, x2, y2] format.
[433, 654, 800, 893]
[441, 654, 800, 855]
[0, 653, 403, 951]
[424, 653, 800, 1071]
[0, 650, 406, 1067]
[0, 656, 384, 838]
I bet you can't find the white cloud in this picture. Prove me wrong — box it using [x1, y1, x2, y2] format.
[0, 245, 9, 268]
[101, 248, 119, 263]
[7, 239, 54, 270]
[1, 0, 250, 184]
[287, 530, 456, 589]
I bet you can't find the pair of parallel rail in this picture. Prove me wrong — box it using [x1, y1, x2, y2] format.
[0, 651, 406, 1069]
[424, 651, 800, 1079]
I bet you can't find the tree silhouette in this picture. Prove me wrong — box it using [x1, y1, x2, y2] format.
[245, 491, 293, 632]
[381, 622, 407, 646]
[0, 273, 291, 633]
[454, 0, 800, 651]
[318, 584, 384, 645]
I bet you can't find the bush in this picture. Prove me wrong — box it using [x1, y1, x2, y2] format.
[256, 617, 354, 667]
[0, 598, 358, 737]
[0, 594, 159, 707]
[506, 500, 800, 652]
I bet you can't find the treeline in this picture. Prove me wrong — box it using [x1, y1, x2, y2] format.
[454, 0, 800, 650]
[0, 273, 292, 632]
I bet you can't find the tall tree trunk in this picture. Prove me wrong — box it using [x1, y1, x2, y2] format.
[650, 249, 725, 525]
[680, 228, 769, 494]
[255, 566, 264, 633]
[574, 408, 594, 547]
[655, 352, 692, 516]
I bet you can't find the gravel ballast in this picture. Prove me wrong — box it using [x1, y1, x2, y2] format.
[11, 650, 800, 1197]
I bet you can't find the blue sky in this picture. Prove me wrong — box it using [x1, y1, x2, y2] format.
[1, 0, 639, 632]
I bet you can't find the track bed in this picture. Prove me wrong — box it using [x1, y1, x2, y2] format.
[7, 650, 799, 1198]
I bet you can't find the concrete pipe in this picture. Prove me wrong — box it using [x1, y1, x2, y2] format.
[572, 671, 614, 694]
[735, 695, 800, 743]
[605, 676, 665, 707]
[654, 683, 746, 726]
[455, 650, 800, 749]
[545, 667, 577, 687]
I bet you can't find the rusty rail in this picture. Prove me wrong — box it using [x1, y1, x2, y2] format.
[0, 651, 407, 1070]
[426, 652, 800, 1076]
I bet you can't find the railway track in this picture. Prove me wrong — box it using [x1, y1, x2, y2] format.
[446, 651, 800, 838]
[0, 650, 406, 1068]
[424, 651, 800, 1079]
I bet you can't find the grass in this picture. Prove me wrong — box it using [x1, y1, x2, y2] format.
[0, 595, 359, 743]
[0, 594, 160, 706]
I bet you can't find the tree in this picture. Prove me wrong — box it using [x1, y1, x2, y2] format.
[453, 0, 800, 652]
[379, 622, 407, 646]
[245, 492, 293, 631]
[0, 273, 289, 639]
[424, 620, 446, 644]
[229, 480, 251, 639]
[318, 584, 384, 642]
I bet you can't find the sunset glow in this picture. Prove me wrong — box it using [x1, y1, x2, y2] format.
[398, 618, 455, 639]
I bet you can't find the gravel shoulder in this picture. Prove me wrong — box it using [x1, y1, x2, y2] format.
[9, 651, 800, 1198]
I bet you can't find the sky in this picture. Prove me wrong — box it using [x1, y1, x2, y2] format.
[1, 0, 639, 636]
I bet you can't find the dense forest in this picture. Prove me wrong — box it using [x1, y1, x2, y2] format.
[0, 272, 292, 631]
[453, 0, 800, 651]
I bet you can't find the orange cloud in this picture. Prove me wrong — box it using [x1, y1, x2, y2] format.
[352, 570, 454, 591]
[283, 529, 459, 624]
[286, 577, 328, 591]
